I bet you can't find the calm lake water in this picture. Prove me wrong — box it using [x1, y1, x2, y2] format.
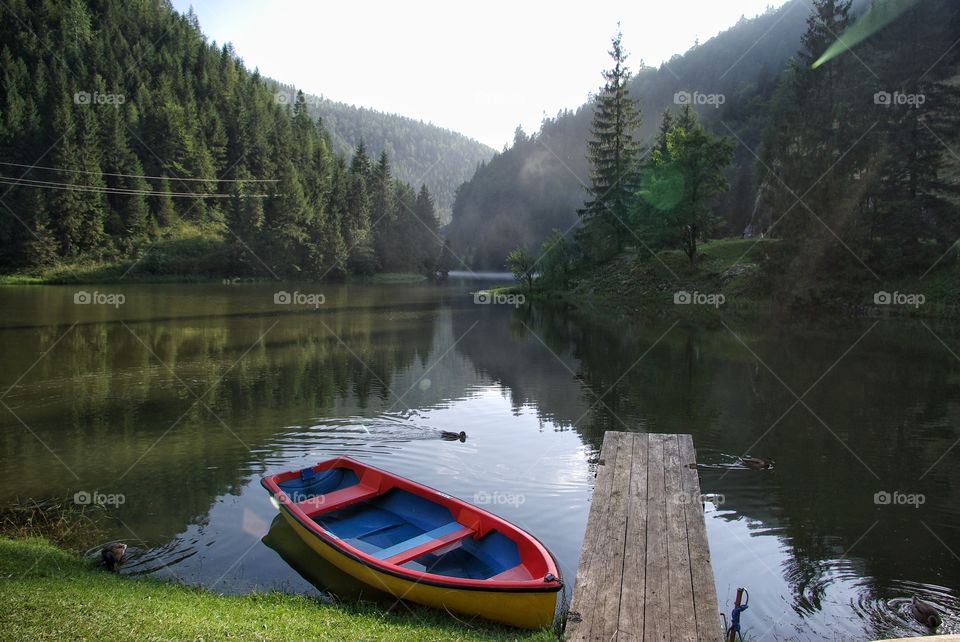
[1, 279, 958, 640]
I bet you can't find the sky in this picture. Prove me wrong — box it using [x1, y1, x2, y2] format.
[171, 1, 791, 149]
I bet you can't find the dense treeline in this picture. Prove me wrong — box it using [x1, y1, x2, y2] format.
[0, 0, 447, 278]
[757, 0, 960, 293]
[508, 33, 735, 284]
[269, 81, 493, 224]
[451, 0, 960, 287]
[446, 0, 816, 268]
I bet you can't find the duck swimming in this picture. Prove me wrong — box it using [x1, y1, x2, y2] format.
[440, 430, 467, 442]
[911, 596, 942, 629]
[740, 456, 774, 470]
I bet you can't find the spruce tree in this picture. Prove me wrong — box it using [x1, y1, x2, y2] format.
[860, 0, 960, 270]
[579, 28, 642, 259]
[263, 160, 310, 273]
[51, 100, 106, 257]
[153, 176, 177, 228]
[759, 0, 862, 269]
[321, 156, 351, 278]
[414, 184, 440, 273]
[100, 101, 149, 249]
[371, 151, 397, 269]
[226, 166, 265, 273]
[346, 143, 375, 273]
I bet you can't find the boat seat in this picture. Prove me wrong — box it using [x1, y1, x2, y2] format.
[372, 521, 475, 565]
[488, 564, 534, 581]
[294, 483, 379, 517]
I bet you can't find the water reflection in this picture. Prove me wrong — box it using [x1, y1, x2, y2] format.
[508, 306, 960, 639]
[0, 282, 958, 639]
[262, 514, 392, 603]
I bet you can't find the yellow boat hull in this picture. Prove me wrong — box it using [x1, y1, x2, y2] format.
[281, 509, 559, 629]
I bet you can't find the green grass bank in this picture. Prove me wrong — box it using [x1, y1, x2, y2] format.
[0, 537, 554, 642]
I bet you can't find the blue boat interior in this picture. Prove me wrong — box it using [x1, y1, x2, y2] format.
[278, 466, 358, 500]
[279, 466, 527, 580]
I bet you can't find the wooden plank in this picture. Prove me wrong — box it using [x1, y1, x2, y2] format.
[678, 434, 723, 642]
[567, 432, 720, 642]
[664, 434, 697, 641]
[379, 524, 475, 564]
[566, 431, 622, 640]
[591, 432, 634, 641]
[617, 432, 649, 638]
[643, 434, 670, 642]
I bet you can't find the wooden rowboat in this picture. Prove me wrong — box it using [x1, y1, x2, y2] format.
[261, 456, 562, 629]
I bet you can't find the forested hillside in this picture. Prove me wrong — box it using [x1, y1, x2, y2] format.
[494, 0, 960, 311]
[269, 81, 493, 224]
[757, 0, 960, 292]
[0, 0, 451, 278]
[445, 0, 821, 267]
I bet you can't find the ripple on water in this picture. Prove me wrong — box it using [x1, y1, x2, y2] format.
[853, 579, 959, 639]
[112, 538, 200, 577]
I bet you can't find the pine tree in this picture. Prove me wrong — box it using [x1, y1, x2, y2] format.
[51, 100, 106, 257]
[346, 143, 375, 273]
[62, 0, 92, 55]
[371, 151, 397, 268]
[859, 0, 960, 271]
[392, 182, 420, 272]
[654, 109, 674, 156]
[414, 184, 440, 273]
[350, 139, 372, 181]
[0, 0, 475, 280]
[320, 156, 351, 278]
[100, 101, 149, 250]
[153, 176, 177, 228]
[371, 152, 394, 222]
[579, 27, 643, 259]
[263, 160, 310, 273]
[760, 0, 862, 262]
[226, 166, 265, 272]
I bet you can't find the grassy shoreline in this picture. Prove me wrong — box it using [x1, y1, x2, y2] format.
[5, 237, 957, 319]
[0, 232, 434, 286]
[0, 267, 432, 286]
[0, 537, 554, 641]
[514, 238, 960, 320]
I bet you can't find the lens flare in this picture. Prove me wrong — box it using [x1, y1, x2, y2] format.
[812, 0, 921, 69]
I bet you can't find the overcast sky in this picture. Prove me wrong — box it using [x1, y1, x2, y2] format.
[171, 1, 791, 149]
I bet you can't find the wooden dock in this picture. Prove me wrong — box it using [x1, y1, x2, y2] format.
[566, 432, 722, 641]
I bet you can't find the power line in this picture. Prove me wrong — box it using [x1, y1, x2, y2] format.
[0, 159, 278, 183]
[0, 176, 268, 198]
[2, 173, 224, 195]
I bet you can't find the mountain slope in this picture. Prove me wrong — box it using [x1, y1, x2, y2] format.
[269, 81, 494, 223]
[0, 0, 446, 278]
[445, 0, 817, 268]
